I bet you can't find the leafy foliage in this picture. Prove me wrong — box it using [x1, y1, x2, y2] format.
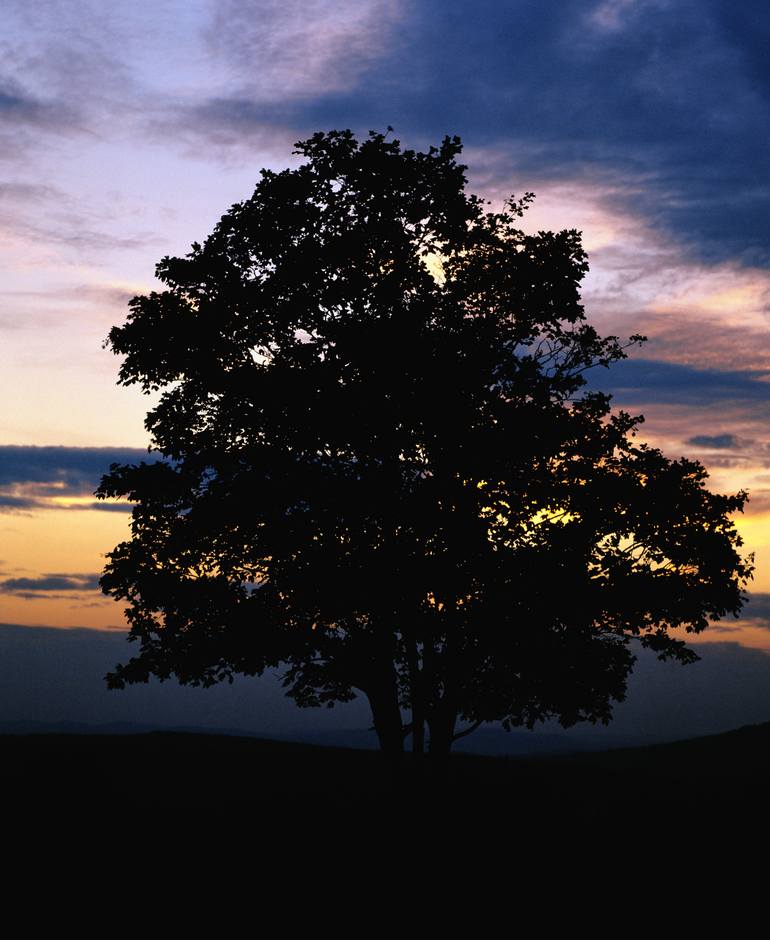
[98, 129, 752, 756]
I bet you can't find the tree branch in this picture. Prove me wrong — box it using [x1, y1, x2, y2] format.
[451, 720, 483, 742]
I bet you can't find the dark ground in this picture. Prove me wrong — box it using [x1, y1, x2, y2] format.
[3, 722, 768, 838]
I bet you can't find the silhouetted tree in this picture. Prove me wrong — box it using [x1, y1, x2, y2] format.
[98, 129, 752, 763]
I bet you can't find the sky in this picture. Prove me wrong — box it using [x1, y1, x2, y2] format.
[1, 0, 769, 743]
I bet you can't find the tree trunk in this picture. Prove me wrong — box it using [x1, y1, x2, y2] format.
[427, 701, 457, 771]
[406, 633, 425, 757]
[366, 679, 404, 762]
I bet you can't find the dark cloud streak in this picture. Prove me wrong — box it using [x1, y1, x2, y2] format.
[0, 573, 101, 592]
[0, 446, 157, 492]
[0, 572, 103, 600]
[686, 434, 740, 450]
[593, 358, 770, 406]
[0, 495, 133, 514]
[0, 446, 159, 513]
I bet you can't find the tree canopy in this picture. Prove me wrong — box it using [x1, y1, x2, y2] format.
[97, 129, 753, 760]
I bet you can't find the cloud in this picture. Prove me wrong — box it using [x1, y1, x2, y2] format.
[0, 77, 75, 128]
[0, 495, 133, 514]
[0, 181, 60, 202]
[593, 358, 770, 407]
[0, 572, 102, 596]
[0, 446, 159, 513]
[187, 0, 769, 267]
[0, 0, 765, 274]
[0, 3, 206, 169]
[686, 434, 739, 450]
[0, 182, 160, 261]
[739, 593, 770, 624]
[151, 103, 299, 163]
[204, 0, 404, 101]
[614, 400, 770, 519]
[0, 282, 142, 327]
[0, 572, 103, 601]
[589, 0, 663, 33]
[628, 312, 770, 374]
[0, 83, 41, 119]
[0, 446, 155, 491]
[0, 72, 83, 162]
[0, 4, 138, 124]
[3, 0, 765, 273]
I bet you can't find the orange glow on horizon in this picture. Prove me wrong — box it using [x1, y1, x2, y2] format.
[0, 507, 130, 629]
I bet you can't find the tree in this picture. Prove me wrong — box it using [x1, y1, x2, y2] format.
[97, 129, 752, 764]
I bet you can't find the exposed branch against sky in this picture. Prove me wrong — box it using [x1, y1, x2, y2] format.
[1, 0, 769, 672]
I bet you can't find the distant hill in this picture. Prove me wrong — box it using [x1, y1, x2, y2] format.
[0, 718, 689, 755]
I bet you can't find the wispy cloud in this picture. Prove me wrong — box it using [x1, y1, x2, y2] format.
[588, 0, 665, 33]
[203, 0, 404, 101]
[0, 181, 160, 264]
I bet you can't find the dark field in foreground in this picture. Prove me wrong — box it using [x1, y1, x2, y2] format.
[3, 723, 769, 836]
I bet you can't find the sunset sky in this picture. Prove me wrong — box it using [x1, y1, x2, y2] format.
[2, 0, 769, 741]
